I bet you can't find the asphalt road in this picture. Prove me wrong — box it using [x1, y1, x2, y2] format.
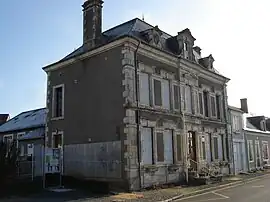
[177, 175, 270, 202]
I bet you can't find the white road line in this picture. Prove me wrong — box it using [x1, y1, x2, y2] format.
[212, 191, 230, 199]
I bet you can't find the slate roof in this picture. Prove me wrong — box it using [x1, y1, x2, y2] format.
[18, 128, 45, 141]
[0, 108, 46, 133]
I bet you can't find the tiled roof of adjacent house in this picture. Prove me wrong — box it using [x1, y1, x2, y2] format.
[0, 108, 46, 133]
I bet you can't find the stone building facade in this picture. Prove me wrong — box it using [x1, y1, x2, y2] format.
[43, 0, 231, 191]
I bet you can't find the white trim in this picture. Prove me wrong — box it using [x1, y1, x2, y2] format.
[247, 140, 254, 163]
[16, 132, 25, 148]
[52, 84, 65, 120]
[262, 141, 269, 161]
[52, 131, 64, 149]
[3, 134, 13, 142]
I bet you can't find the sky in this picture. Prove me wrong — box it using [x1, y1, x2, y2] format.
[0, 0, 269, 117]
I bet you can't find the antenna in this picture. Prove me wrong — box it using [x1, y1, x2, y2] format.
[142, 14, 145, 21]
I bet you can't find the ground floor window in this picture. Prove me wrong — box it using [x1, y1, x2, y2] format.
[248, 140, 254, 162]
[176, 134, 182, 161]
[200, 136, 206, 160]
[262, 141, 269, 161]
[140, 127, 154, 165]
[213, 136, 219, 160]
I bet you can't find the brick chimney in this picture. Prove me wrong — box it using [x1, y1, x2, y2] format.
[82, 0, 104, 50]
[240, 98, 248, 113]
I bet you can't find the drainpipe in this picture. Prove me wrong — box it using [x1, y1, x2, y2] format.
[223, 85, 233, 174]
[134, 39, 142, 190]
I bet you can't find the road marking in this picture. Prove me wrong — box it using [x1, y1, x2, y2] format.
[177, 177, 264, 201]
[251, 185, 264, 188]
[212, 191, 230, 199]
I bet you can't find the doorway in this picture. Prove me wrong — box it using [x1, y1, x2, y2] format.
[255, 140, 261, 168]
[188, 131, 197, 170]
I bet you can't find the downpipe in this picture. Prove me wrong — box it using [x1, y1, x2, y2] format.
[134, 39, 142, 190]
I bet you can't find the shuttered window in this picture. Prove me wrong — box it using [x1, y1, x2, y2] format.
[162, 80, 170, 109]
[213, 136, 219, 160]
[176, 135, 182, 161]
[164, 130, 173, 164]
[201, 136, 206, 160]
[139, 72, 150, 105]
[157, 132, 164, 162]
[173, 85, 180, 110]
[153, 79, 162, 106]
[140, 128, 153, 165]
[211, 96, 217, 117]
[185, 85, 192, 113]
[199, 92, 204, 115]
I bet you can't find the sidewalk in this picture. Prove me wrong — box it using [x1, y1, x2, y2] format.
[102, 170, 270, 202]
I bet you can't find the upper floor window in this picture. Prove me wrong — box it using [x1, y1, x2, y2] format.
[198, 92, 204, 115]
[210, 96, 217, 117]
[173, 85, 180, 111]
[139, 72, 150, 105]
[152, 78, 170, 109]
[203, 91, 209, 117]
[185, 85, 192, 113]
[52, 84, 64, 118]
[216, 95, 221, 119]
[232, 115, 242, 132]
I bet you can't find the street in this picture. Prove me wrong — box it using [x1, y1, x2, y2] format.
[177, 174, 270, 202]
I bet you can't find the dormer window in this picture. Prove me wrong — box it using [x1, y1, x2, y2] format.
[177, 28, 196, 61]
[184, 42, 188, 51]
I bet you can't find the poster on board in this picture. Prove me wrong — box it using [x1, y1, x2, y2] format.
[45, 148, 61, 174]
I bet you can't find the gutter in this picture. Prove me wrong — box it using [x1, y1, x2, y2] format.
[134, 39, 142, 190]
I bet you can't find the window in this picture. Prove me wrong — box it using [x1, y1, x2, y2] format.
[213, 136, 219, 160]
[221, 134, 226, 161]
[209, 133, 213, 161]
[52, 132, 63, 149]
[139, 72, 150, 105]
[216, 95, 221, 119]
[173, 85, 180, 110]
[52, 85, 64, 118]
[248, 140, 254, 162]
[184, 42, 188, 51]
[140, 127, 153, 165]
[262, 141, 269, 160]
[153, 78, 170, 109]
[176, 135, 182, 161]
[153, 79, 162, 106]
[19, 144, 25, 156]
[157, 132, 164, 162]
[185, 85, 192, 113]
[210, 96, 216, 117]
[203, 91, 209, 117]
[194, 91, 199, 114]
[163, 130, 173, 164]
[201, 136, 206, 160]
[180, 85, 185, 110]
[3, 135, 13, 153]
[198, 92, 204, 115]
[162, 80, 170, 109]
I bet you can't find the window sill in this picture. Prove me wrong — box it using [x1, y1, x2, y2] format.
[51, 116, 64, 121]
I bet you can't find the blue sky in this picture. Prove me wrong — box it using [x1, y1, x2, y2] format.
[1, 0, 269, 117]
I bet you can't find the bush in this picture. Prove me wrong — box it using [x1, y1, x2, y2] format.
[0, 141, 19, 188]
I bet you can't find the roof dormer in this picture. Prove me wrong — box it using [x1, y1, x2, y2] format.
[143, 25, 163, 49]
[199, 54, 215, 70]
[177, 28, 196, 60]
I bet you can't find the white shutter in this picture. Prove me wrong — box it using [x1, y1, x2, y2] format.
[164, 130, 173, 164]
[141, 128, 153, 165]
[139, 73, 150, 105]
[162, 80, 170, 109]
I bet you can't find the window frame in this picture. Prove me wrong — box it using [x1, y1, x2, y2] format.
[152, 76, 171, 110]
[185, 85, 192, 114]
[198, 91, 204, 116]
[172, 83, 181, 111]
[52, 131, 64, 149]
[52, 84, 65, 120]
[248, 140, 254, 163]
[210, 94, 217, 118]
[138, 72, 150, 106]
[262, 141, 269, 161]
[140, 127, 154, 165]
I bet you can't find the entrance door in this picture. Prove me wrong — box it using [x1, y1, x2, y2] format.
[255, 140, 261, 168]
[188, 131, 197, 170]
